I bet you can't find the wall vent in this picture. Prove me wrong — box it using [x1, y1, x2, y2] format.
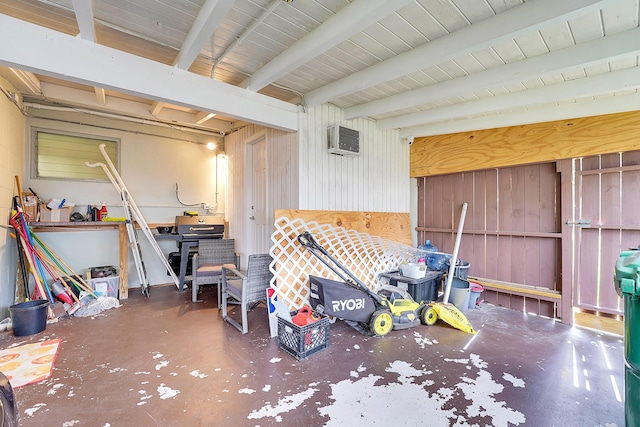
[328, 125, 360, 157]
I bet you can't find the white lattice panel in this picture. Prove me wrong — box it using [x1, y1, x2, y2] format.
[269, 216, 422, 310]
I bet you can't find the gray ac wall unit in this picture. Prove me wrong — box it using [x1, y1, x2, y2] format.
[328, 125, 360, 157]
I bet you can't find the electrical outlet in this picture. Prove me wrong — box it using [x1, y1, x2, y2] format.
[203, 205, 212, 210]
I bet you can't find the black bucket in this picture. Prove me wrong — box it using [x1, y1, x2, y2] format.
[9, 299, 49, 337]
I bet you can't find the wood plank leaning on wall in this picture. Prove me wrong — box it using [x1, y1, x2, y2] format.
[274, 210, 411, 246]
[410, 110, 640, 177]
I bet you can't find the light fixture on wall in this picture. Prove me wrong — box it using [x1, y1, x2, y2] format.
[206, 141, 216, 151]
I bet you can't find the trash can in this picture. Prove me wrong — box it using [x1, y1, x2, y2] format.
[614, 250, 640, 427]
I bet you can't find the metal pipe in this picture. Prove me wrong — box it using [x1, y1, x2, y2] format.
[23, 102, 224, 139]
[442, 202, 468, 304]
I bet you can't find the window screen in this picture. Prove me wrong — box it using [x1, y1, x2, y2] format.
[33, 129, 119, 180]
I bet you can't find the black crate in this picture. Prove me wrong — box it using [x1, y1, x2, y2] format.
[277, 312, 330, 360]
[407, 271, 443, 303]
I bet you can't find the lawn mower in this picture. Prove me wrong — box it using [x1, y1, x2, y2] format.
[297, 231, 434, 336]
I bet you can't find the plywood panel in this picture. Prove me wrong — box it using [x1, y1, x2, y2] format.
[275, 209, 411, 246]
[411, 110, 640, 177]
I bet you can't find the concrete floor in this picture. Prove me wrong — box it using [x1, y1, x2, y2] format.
[0, 284, 625, 426]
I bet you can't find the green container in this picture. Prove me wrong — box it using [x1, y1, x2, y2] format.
[614, 251, 640, 427]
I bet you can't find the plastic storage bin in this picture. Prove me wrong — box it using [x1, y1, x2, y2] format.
[407, 271, 443, 302]
[88, 276, 119, 298]
[278, 310, 330, 360]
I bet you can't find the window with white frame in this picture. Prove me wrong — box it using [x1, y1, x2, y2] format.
[32, 128, 119, 181]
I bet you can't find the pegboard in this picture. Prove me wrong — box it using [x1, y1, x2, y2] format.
[269, 216, 423, 310]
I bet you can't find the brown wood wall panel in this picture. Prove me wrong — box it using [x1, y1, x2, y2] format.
[511, 236, 526, 285]
[417, 162, 561, 318]
[486, 235, 499, 278]
[601, 229, 623, 314]
[574, 152, 640, 316]
[411, 110, 640, 177]
[622, 170, 640, 228]
[601, 170, 621, 227]
[624, 151, 640, 166]
[486, 170, 498, 230]
[581, 174, 599, 225]
[540, 239, 558, 291]
[577, 229, 600, 309]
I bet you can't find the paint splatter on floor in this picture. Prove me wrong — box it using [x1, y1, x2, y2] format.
[47, 383, 64, 395]
[248, 387, 319, 422]
[189, 370, 207, 378]
[157, 384, 180, 399]
[155, 360, 168, 370]
[24, 403, 46, 417]
[247, 354, 525, 426]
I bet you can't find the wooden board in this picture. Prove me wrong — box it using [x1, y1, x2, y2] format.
[574, 311, 623, 336]
[411, 110, 640, 177]
[274, 210, 411, 246]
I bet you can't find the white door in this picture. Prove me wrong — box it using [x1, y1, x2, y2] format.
[246, 134, 268, 255]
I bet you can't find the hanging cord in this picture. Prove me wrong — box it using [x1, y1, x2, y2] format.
[175, 183, 205, 207]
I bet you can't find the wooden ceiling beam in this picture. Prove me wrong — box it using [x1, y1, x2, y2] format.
[173, 0, 235, 70]
[0, 14, 298, 131]
[71, 0, 95, 42]
[240, 0, 414, 92]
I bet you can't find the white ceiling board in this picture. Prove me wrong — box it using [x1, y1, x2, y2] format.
[1, 0, 639, 139]
[242, 0, 415, 91]
[379, 65, 640, 129]
[304, 0, 617, 107]
[400, 91, 640, 138]
[346, 27, 640, 119]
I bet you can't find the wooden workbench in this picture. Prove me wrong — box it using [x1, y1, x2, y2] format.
[30, 221, 130, 299]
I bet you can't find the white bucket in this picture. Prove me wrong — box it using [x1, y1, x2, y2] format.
[401, 263, 426, 279]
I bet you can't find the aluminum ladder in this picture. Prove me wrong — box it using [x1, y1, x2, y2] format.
[86, 144, 179, 296]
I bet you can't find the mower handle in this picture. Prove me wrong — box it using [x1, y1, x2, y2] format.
[297, 231, 316, 248]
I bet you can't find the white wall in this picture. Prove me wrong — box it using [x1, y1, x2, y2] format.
[224, 104, 411, 264]
[0, 77, 26, 317]
[299, 104, 410, 212]
[225, 124, 299, 265]
[22, 113, 225, 290]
